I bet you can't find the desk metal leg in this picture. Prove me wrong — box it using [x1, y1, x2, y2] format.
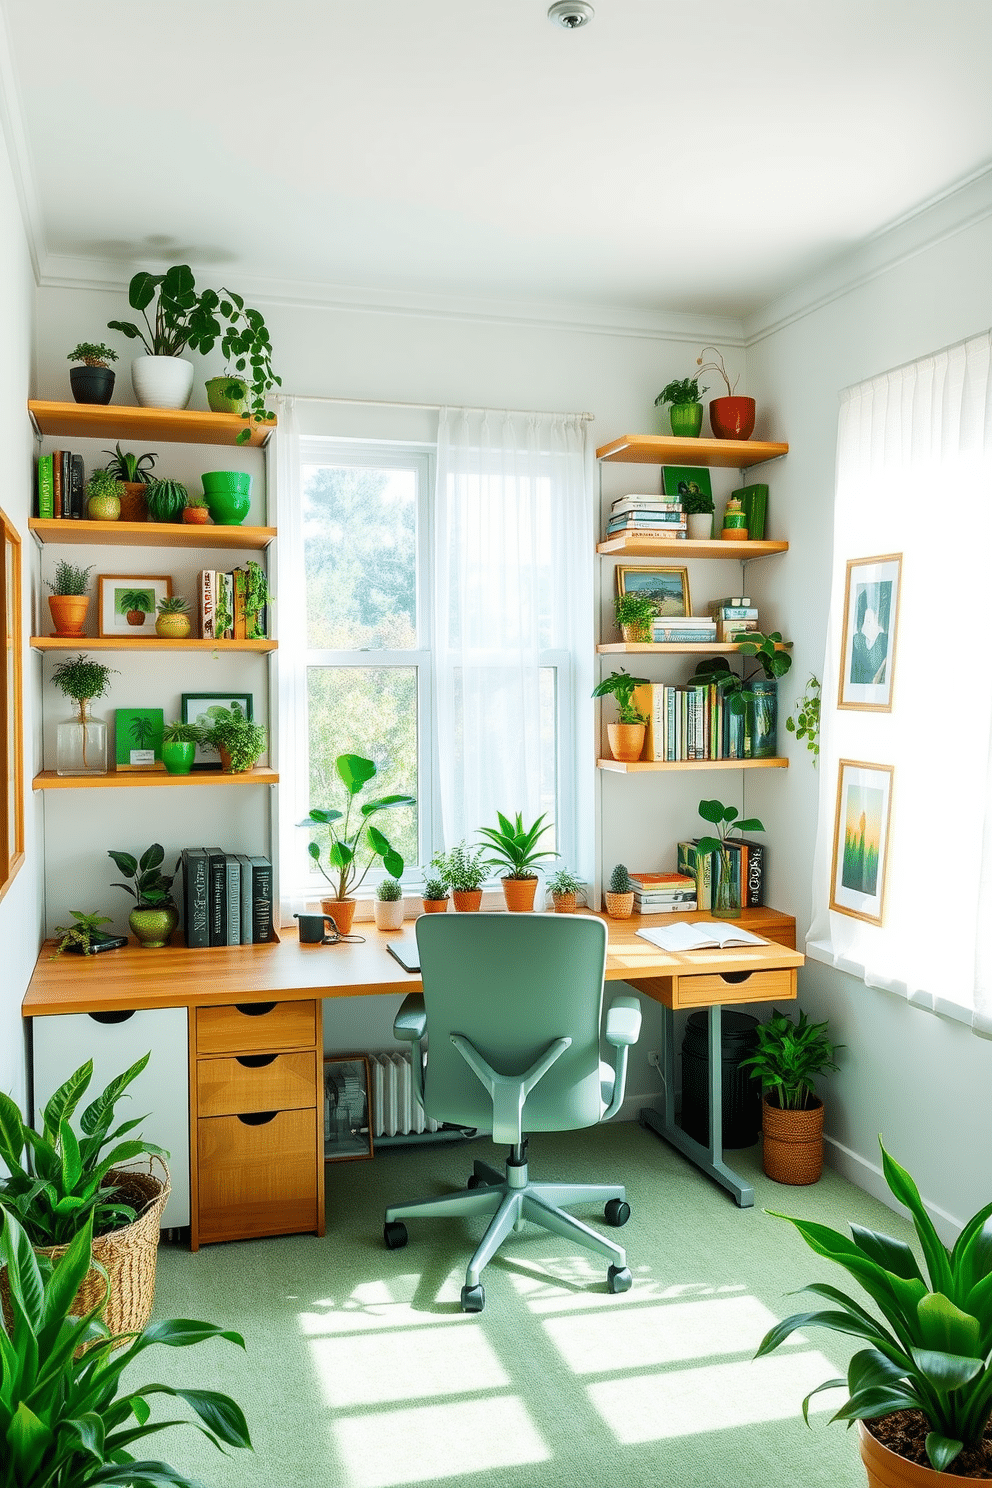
[638, 1003, 754, 1209]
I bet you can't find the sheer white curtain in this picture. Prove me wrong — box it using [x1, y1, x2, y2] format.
[271, 394, 305, 925]
[807, 331, 992, 1030]
[433, 408, 593, 866]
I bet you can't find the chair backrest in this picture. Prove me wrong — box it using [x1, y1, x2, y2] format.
[414, 913, 609, 1134]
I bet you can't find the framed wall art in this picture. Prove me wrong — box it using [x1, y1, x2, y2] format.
[661, 466, 713, 503]
[181, 692, 253, 768]
[829, 759, 894, 926]
[98, 574, 172, 639]
[837, 553, 901, 711]
[114, 707, 165, 771]
[324, 1055, 373, 1162]
[616, 565, 690, 617]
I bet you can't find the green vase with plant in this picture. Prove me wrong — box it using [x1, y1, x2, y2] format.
[696, 797, 765, 919]
[592, 666, 649, 762]
[614, 591, 655, 644]
[108, 843, 178, 948]
[84, 466, 125, 522]
[45, 560, 93, 638]
[50, 653, 117, 776]
[477, 810, 558, 912]
[161, 719, 202, 775]
[654, 375, 707, 437]
[67, 340, 118, 404]
[431, 840, 488, 911]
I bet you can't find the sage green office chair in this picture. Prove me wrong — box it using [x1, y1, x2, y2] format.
[383, 913, 642, 1312]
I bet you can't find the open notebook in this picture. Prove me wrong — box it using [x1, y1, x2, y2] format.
[636, 921, 767, 953]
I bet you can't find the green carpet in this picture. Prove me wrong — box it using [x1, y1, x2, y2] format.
[149, 1124, 915, 1488]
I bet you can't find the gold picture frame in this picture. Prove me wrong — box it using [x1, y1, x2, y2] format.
[616, 565, 691, 617]
[829, 759, 894, 926]
[837, 554, 902, 712]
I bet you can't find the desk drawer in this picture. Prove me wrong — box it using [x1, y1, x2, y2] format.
[195, 1000, 316, 1056]
[672, 966, 796, 1009]
[197, 1050, 318, 1118]
[196, 1108, 320, 1244]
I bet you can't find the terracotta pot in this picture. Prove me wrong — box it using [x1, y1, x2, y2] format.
[182, 505, 211, 524]
[502, 876, 538, 912]
[217, 745, 260, 774]
[858, 1418, 979, 1487]
[118, 482, 148, 522]
[604, 891, 634, 919]
[709, 396, 756, 440]
[452, 890, 483, 913]
[421, 898, 449, 914]
[48, 594, 89, 637]
[373, 898, 405, 931]
[321, 897, 357, 935]
[551, 892, 577, 914]
[607, 723, 645, 762]
[761, 1096, 824, 1184]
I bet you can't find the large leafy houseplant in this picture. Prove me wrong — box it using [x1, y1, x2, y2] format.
[0, 1208, 251, 1488]
[107, 844, 176, 910]
[757, 1141, 992, 1476]
[299, 754, 415, 901]
[739, 1007, 841, 1111]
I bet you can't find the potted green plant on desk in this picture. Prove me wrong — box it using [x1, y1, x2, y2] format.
[430, 840, 488, 912]
[477, 810, 558, 912]
[108, 842, 179, 948]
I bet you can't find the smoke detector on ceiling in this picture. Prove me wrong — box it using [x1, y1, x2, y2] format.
[547, 2, 594, 29]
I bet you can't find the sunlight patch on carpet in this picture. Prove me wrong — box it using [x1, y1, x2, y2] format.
[333, 1397, 550, 1487]
[543, 1294, 796, 1372]
[311, 1323, 508, 1407]
[588, 1351, 843, 1443]
[509, 1262, 749, 1315]
[299, 1269, 470, 1334]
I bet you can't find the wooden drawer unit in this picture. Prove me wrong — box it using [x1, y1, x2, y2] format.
[197, 1050, 318, 1118]
[195, 1000, 317, 1055]
[196, 1108, 321, 1246]
[670, 965, 796, 1009]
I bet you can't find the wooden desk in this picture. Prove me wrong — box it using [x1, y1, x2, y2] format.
[23, 906, 802, 1227]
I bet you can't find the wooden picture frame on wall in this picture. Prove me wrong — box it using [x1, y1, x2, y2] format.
[829, 759, 894, 926]
[837, 553, 902, 711]
[616, 565, 691, 617]
[0, 508, 24, 904]
[323, 1054, 373, 1162]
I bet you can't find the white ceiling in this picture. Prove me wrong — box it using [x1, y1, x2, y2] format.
[3, 0, 991, 322]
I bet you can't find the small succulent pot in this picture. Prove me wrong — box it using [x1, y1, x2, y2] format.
[321, 897, 357, 936]
[118, 483, 148, 522]
[205, 376, 249, 415]
[604, 891, 634, 919]
[373, 898, 405, 931]
[48, 594, 89, 637]
[69, 365, 115, 405]
[502, 876, 537, 912]
[87, 492, 121, 521]
[452, 890, 483, 913]
[607, 723, 645, 763]
[161, 740, 195, 775]
[668, 401, 703, 437]
[551, 891, 577, 914]
[155, 612, 192, 640]
[421, 897, 448, 915]
[182, 504, 211, 525]
[709, 396, 756, 441]
[145, 480, 189, 524]
[129, 904, 179, 949]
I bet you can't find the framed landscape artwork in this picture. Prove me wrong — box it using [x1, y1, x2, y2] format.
[837, 553, 901, 711]
[617, 566, 690, 617]
[98, 574, 171, 639]
[829, 759, 894, 925]
[181, 692, 253, 768]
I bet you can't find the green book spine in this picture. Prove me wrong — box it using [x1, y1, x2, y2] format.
[37, 453, 53, 518]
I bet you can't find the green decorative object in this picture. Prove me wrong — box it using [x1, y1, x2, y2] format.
[128, 904, 179, 948]
[205, 374, 249, 414]
[202, 488, 250, 526]
[114, 707, 164, 769]
[747, 677, 779, 758]
[161, 739, 195, 775]
[108, 842, 178, 949]
[732, 483, 768, 539]
[669, 402, 704, 437]
[145, 478, 189, 523]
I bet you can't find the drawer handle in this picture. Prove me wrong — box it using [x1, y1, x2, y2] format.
[719, 971, 753, 985]
[237, 1111, 278, 1126]
[89, 1010, 136, 1024]
[235, 1002, 277, 1016]
[236, 1054, 277, 1069]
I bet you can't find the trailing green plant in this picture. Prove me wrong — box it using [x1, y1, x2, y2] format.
[654, 376, 707, 407]
[50, 654, 118, 704]
[692, 632, 793, 716]
[202, 709, 267, 772]
[84, 468, 125, 503]
[422, 876, 449, 902]
[244, 559, 271, 638]
[107, 843, 176, 910]
[299, 754, 415, 900]
[591, 667, 650, 725]
[377, 877, 403, 902]
[739, 1007, 841, 1111]
[156, 595, 190, 615]
[66, 341, 118, 367]
[695, 345, 740, 396]
[144, 478, 189, 524]
[0, 1207, 252, 1488]
[45, 561, 93, 597]
[102, 442, 157, 484]
[614, 592, 655, 632]
[786, 673, 821, 762]
[161, 720, 202, 745]
[548, 866, 583, 896]
[478, 811, 558, 881]
[609, 863, 633, 894]
[0, 1055, 167, 1245]
[430, 841, 488, 893]
[755, 1140, 992, 1475]
[107, 263, 281, 443]
[49, 909, 115, 958]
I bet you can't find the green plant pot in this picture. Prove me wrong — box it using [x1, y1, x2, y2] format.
[203, 489, 251, 526]
[205, 376, 249, 415]
[669, 402, 704, 437]
[161, 740, 195, 775]
[201, 470, 251, 494]
[86, 494, 121, 521]
[129, 905, 179, 949]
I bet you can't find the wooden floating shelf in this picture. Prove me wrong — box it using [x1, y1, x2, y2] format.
[596, 434, 788, 467]
[28, 400, 275, 448]
[33, 768, 279, 791]
[597, 641, 789, 655]
[29, 518, 275, 551]
[598, 757, 788, 773]
[32, 636, 276, 653]
[597, 535, 788, 559]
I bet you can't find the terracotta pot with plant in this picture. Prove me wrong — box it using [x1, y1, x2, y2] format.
[66, 341, 118, 404]
[614, 591, 655, 645]
[45, 560, 93, 638]
[421, 876, 449, 914]
[739, 1006, 841, 1183]
[431, 841, 488, 911]
[182, 496, 211, 525]
[102, 442, 157, 521]
[654, 375, 707, 438]
[696, 345, 755, 440]
[108, 843, 179, 948]
[478, 810, 558, 912]
[50, 652, 117, 776]
[374, 877, 405, 930]
[299, 753, 415, 935]
[547, 866, 583, 913]
[592, 666, 649, 762]
[202, 708, 267, 774]
[604, 863, 634, 918]
[757, 1140, 992, 1486]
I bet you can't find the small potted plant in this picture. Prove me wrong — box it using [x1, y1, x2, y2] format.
[144, 477, 189, 524]
[696, 797, 764, 919]
[182, 494, 211, 525]
[160, 719, 202, 776]
[547, 866, 583, 913]
[431, 841, 488, 912]
[202, 708, 267, 775]
[591, 667, 649, 762]
[604, 863, 634, 918]
[421, 875, 449, 915]
[614, 591, 655, 644]
[374, 876, 405, 931]
[108, 842, 179, 948]
[45, 559, 93, 638]
[84, 467, 125, 522]
[654, 375, 707, 438]
[49, 908, 120, 957]
[155, 594, 192, 640]
[680, 484, 716, 540]
[50, 652, 117, 775]
[692, 632, 793, 758]
[695, 345, 755, 440]
[66, 341, 118, 404]
[477, 810, 558, 912]
[739, 1006, 841, 1184]
[102, 442, 157, 521]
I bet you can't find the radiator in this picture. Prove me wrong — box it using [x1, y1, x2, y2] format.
[368, 1051, 439, 1138]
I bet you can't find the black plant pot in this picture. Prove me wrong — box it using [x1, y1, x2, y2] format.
[69, 365, 115, 405]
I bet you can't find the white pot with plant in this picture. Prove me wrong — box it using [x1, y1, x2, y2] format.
[50, 652, 117, 776]
[654, 375, 707, 438]
[374, 877, 406, 930]
[591, 666, 649, 762]
[67, 341, 118, 405]
[681, 486, 716, 540]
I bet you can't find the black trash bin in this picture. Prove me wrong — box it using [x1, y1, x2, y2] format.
[679, 1009, 761, 1149]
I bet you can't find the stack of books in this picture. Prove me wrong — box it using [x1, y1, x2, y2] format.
[36, 451, 85, 519]
[606, 495, 686, 540]
[708, 595, 759, 643]
[180, 848, 273, 946]
[198, 567, 268, 641]
[628, 872, 697, 913]
[676, 839, 765, 911]
[652, 614, 717, 644]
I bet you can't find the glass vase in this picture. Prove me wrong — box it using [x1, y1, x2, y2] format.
[712, 848, 742, 919]
[56, 700, 107, 776]
[746, 680, 778, 759]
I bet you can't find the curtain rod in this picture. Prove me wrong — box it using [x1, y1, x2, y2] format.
[276, 392, 595, 421]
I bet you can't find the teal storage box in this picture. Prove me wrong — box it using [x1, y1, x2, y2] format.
[731, 483, 768, 540]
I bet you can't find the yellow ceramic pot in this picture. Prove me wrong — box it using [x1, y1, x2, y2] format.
[154, 613, 192, 640]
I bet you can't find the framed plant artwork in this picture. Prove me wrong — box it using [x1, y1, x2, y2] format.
[114, 707, 165, 771]
[829, 759, 894, 926]
[837, 553, 902, 711]
[324, 1055, 373, 1162]
[181, 691, 253, 768]
[98, 574, 171, 639]
[661, 466, 713, 503]
[617, 565, 691, 617]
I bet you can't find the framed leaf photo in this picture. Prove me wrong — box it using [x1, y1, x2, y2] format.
[829, 759, 894, 926]
[617, 566, 690, 617]
[838, 554, 901, 711]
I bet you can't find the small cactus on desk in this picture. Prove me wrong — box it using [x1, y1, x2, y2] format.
[605, 863, 635, 919]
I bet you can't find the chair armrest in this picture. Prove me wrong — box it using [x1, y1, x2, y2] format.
[394, 993, 427, 1043]
[605, 995, 641, 1048]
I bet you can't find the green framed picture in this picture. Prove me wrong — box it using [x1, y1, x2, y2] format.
[662, 466, 713, 502]
[181, 691, 253, 768]
[115, 707, 164, 771]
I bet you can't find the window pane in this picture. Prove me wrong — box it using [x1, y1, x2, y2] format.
[539, 667, 557, 845]
[306, 667, 419, 874]
[302, 463, 417, 650]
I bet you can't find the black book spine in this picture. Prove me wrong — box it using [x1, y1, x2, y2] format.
[248, 856, 272, 944]
[184, 849, 210, 948]
[739, 839, 765, 908]
[69, 453, 84, 518]
[206, 849, 227, 947]
[61, 451, 73, 517]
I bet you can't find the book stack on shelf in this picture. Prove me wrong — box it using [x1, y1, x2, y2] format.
[632, 678, 747, 762]
[180, 847, 273, 946]
[652, 614, 717, 644]
[606, 494, 686, 541]
[36, 451, 85, 519]
[197, 566, 267, 641]
[628, 872, 697, 914]
[708, 594, 759, 644]
[677, 839, 765, 911]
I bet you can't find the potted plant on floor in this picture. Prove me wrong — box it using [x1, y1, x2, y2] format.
[50, 652, 117, 776]
[102, 441, 157, 521]
[66, 340, 118, 404]
[696, 797, 765, 919]
[84, 467, 125, 521]
[654, 375, 707, 438]
[421, 875, 449, 914]
[161, 719, 202, 775]
[695, 345, 755, 440]
[592, 666, 650, 762]
[431, 840, 489, 911]
[547, 866, 583, 913]
[299, 753, 415, 935]
[45, 560, 93, 638]
[739, 1007, 841, 1184]
[756, 1140, 992, 1485]
[614, 591, 655, 644]
[374, 877, 405, 930]
[478, 810, 558, 912]
[108, 842, 179, 948]
[201, 708, 267, 773]
[604, 863, 634, 918]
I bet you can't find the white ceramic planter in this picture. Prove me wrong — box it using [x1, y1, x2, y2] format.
[686, 512, 714, 540]
[373, 898, 405, 931]
[131, 355, 194, 410]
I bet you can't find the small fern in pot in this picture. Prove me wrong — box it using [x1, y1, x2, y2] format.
[202, 707, 267, 773]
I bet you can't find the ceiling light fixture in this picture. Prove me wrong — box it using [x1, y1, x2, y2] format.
[547, 1, 594, 29]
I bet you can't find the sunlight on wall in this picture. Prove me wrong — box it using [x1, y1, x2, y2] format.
[312, 1323, 508, 1408]
[333, 1397, 550, 1488]
[543, 1294, 794, 1372]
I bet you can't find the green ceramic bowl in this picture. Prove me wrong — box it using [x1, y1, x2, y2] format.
[201, 470, 251, 495]
[203, 489, 251, 526]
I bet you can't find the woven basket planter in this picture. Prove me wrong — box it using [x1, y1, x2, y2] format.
[761, 1097, 824, 1184]
[604, 891, 634, 919]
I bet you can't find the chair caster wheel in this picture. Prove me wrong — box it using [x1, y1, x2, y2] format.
[608, 1265, 632, 1294]
[605, 1199, 630, 1227]
[461, 1284, 485, 1312]
[384, 1221, 408, 1250]
[467, 1174, 483, 1189]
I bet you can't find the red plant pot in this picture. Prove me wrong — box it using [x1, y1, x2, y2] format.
[709, 396, 756, 440]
